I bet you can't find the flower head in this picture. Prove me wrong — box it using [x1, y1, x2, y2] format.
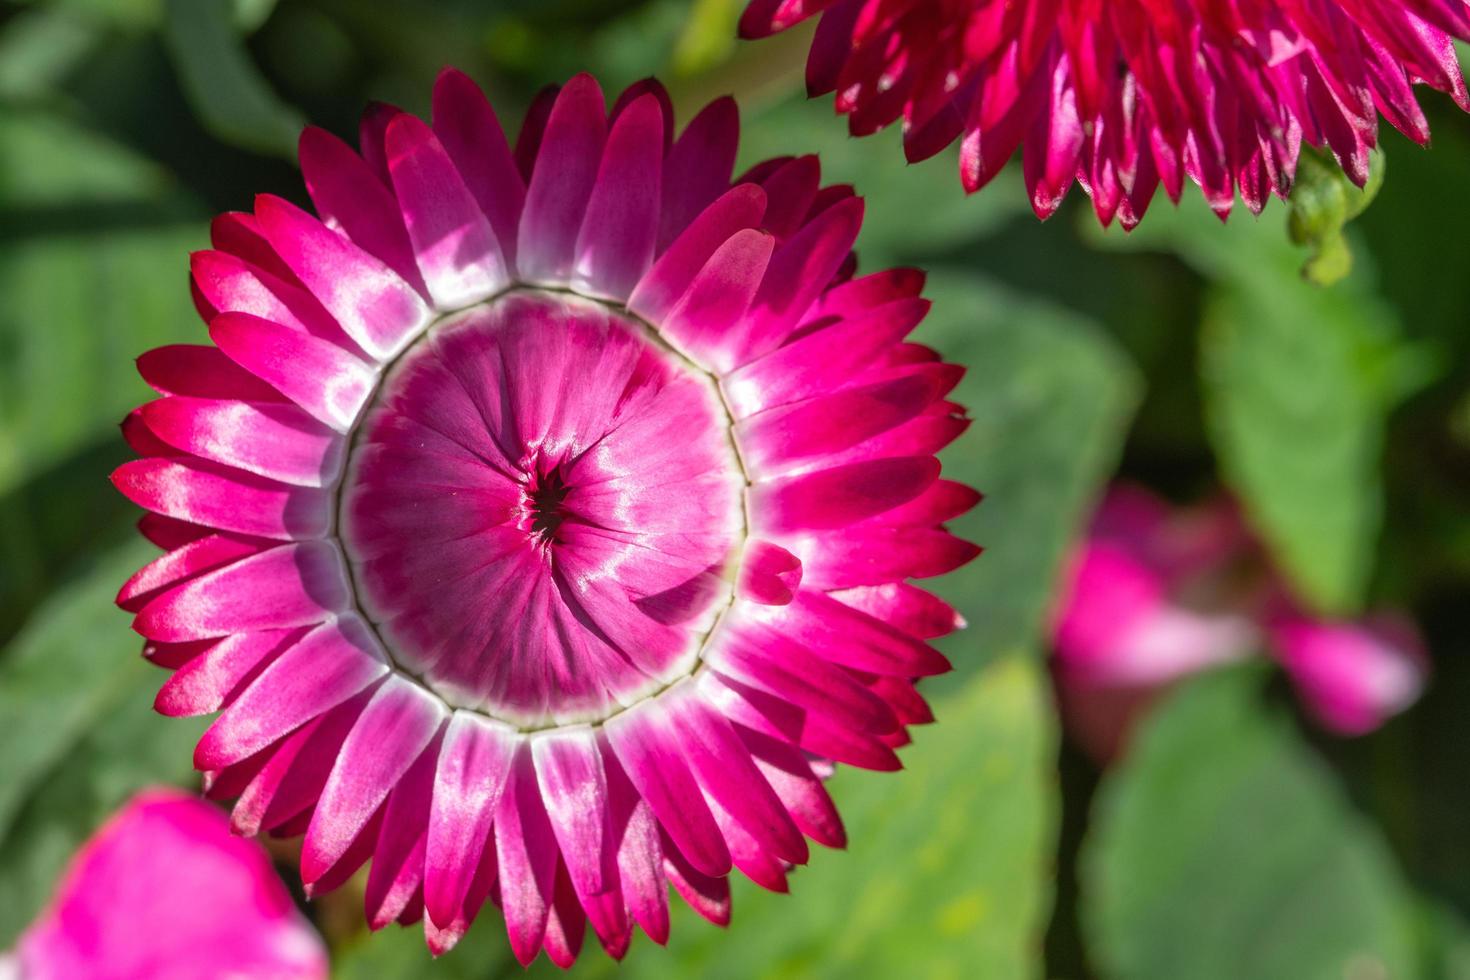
[7, 789, 326, 980]
[112, 69, 978, 965]
[740, 0, 1470, 225]
[1052, 484, 1426, 759]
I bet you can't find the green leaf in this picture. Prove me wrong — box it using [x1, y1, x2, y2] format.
[1087, 197, 1414, 614]
[0, 540, 205, 944]
[1416, 903, 1470, 980]
[671, 0, 742, 76]
[920, 271, 1143, 665]
[0, 110, 205, 635]
[1082, 667, 1416, 980]
[163, 0, 305, 158]
[566, 655, 1055, 980]
[0, 7, 102, 100]
[1199, 278, 1384, 614]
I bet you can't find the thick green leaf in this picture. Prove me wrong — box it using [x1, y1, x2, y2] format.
[1417, 903, 1470, 980]
[0, 110, 204, 631]
[556, 655, 1054, 980]
[920, 271, 1142, 666]
[0, 7, 101, 100]
[1082, 667, 1416, 980]
[163, 0, 304, 158]
[1087, 198, 1417, 614]
[1199, 277, 1383, 613]
[0, 540, 205, 944]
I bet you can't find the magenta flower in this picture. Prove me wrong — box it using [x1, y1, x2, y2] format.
[6, 789, 326, 980]
[740, 0, 1470, 225]
[111, 69, 978, 965]
[1268, 614, 1427, 737]
[1052, 484, 1426, 758]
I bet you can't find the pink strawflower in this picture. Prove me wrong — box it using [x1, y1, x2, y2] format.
[111, 69, 979, 966]
[1052, 484, 1427, 758]
[740, 0, 1470, 224]
[5, 789, 326, 980]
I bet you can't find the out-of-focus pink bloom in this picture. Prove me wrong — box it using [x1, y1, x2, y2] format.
[5, 789, 326, 980]
[740, 0, 1470, 225]
[1268, 615, 1427, 737]
[1052, 484, 1428, 759]
[1055, 543, 1256, 690]
[1052, 486, 1254, 758]
[110, 68, 979, 965]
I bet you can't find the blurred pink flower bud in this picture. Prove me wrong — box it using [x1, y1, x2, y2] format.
[5, 789, 326, 980]
[1053, 482, 1431, 760]
[1267, 615, 1428, 737]
[1052, 485, 1255, 759]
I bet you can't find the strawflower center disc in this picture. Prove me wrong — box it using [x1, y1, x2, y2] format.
[339, 290, 746, 729]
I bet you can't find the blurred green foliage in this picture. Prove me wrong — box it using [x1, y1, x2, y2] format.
[0, 0, 1467, 978]
[1084, 666, 1416, 980]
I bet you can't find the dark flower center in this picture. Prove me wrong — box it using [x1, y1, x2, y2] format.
[527, 465, 572, 545]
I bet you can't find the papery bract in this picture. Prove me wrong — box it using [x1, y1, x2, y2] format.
[741, 0, 1470, 225]
[112, 69, 979, 966]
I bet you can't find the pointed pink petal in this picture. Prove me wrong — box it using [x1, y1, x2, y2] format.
[542, 861, 588, 968]
[517, 74, 607, 284]
[210, 210, 298, 283]
[255, 193, 430, 360]
[731, 196, 863, 364]
[828, 582, 966, 639]
[799, 526, 981, 588]
[365, 736, 439, 930]
[139, 397, 343, 488]
[722, 296, 929, 417]
[659, 228, 774, 373]
[603, 700, 731, 878]
[132, 542, 348, 642]
[136, 344, 285, 402]
[432, 67, 525, 271]
[385, 113, 510, 309]
[628, 183, 767, 324]
[750, 589, 951, 676]
[231, 690, 373, 836]
[154, 628, 302, 717]
[424, 712, 516, 929]
[194, 617, 388, 770]
[303, 677, 446, 884]
[661, 835, 731, 925]
[299, 125, 427, 296]
[495, 747, 561, 966]
[572, 93, 664, 301]
[660, 96, 740, 251]
[190, 249, 344, 344]
[532, 727, 627, 952]
[117, 532, 268, 613]
[736, 364, 960, 474]
[667, 692, 808, 865]
[112, 458, 330, 541]
[209, 312, 376, 431]
[600, 736, 669, 945]
[749, 456, 939, 532]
